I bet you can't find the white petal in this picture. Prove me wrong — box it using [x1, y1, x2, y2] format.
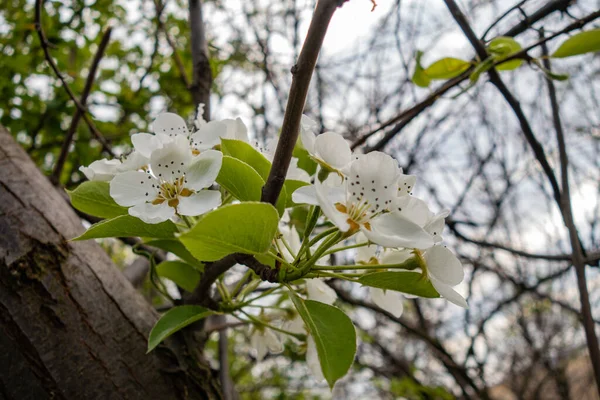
[364, 213, 433, 249]
[191, 120, 227, 151]
[153, 112, 189, 138]
[397, 174, 417, 196]
[131, 133, 163, 158]
[150, 135, 192, 182]
[222, 118, 249, 142]
[129, 202, 174, 224]
[292, 185, 318, 205]
[110, 171, 159, 207]
[185, 149, 222, 190]
[424, 246, 464, 286]
[306, 336, 325, 382]
[80, 159, 121, 181]
[264, 329, 284, 353]
[315, 181, 350, 232]
[306, 279, 337, 305]
[313, 132, 352, 170]
[348, 152, 398, 213]
[118, 150, 148, 172]
[177, 190, 221, 216]
[380, 249, 412, 265]
[370, 288, 404, 318]
[251, 331, 268, 362]
[287, 158, 311, 182]
[194, 103, 206, 129]
[300, 120, 316, 154]
[431, 277, 468, 308]
[424, 211, 447, 243]
[393, 196, 432, 227]
[354, 232, 377, 263]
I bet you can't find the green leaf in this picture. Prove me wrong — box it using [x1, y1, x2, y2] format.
[144, 239, 202, 267]
[155, 261, 201, 292]
[469, 57, 495, 83]
[74, 215, 178, 240]
[147, 306, 214, 352]
[179, 202, 279, 261]
[423, 57, 470, 79]
[293, 146, 317, 176]
[359, 271, 440, 298]
[411, 51, 431, 88]
[68, 181, 128, 219]
[551, 29, 600, 58]
[488, 36, 523, 71]
[284, 179, 310, 208]
[290, 293, 356, 388]
[216, 156, 263, 201]
[221, 139, 271, 180]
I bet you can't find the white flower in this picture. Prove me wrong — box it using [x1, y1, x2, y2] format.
[300, 115, 351, 174]
[79, 158, 122, 181]
[306, 335, 325, 382]
[306, 279, 337, 305]
[194, 103, 206, 130]
[109, 135, 222, 224]
[421, 245, 467, 308]
[311, 152, 434, 249]
[263, 138, 311, 182]
[250, 328, 283, 361]
[393, 195, 449, 244]
[370, 288, 404, 318]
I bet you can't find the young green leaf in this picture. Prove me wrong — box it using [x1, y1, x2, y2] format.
[216, 156, 264, 201]
[155, 261, 201, 292]
[551, 29, 600, 58]
[284, 179, 310, 208]
[469, 57, 495, 83]
[147, 306, 214, 352]
[290, 293, 356, 389]
[487, 37, 523, 71]
[221, 138, 271, 180]
[144, 239, 202, 267]
[73, 215, 178, 240]
[68, 181, 128, 219]
[293, 145, 318, 176]
[411, 51, 431, 88]
[359, 271, 440, 298]
[179, 202, 279, 261]
[423, 57, 470, 80]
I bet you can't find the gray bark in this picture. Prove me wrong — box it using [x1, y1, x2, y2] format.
[0, 125, 222, 399]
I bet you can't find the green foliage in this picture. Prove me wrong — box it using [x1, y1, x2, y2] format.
[290, 293, 356, 389]
[144, 239, 202, 267]
[216, 156, 265, 202]
[147, 305, 214, 352]
[155, 260, 201, 292]
[487, 36, 523, 70]
[74, 215, 178, 240]
[68, 181, 128, 219]
[179, 202, 279, 261]
[284, 179, 310, 208]
[359, 271, 440, 298]
[411, 51, 431, 88]
[388, 376, 455, 400]
[423, 57, 471, 79]
[551, 29, 600, 58]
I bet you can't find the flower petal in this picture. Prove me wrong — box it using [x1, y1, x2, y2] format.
[153, 112, 189, 138]
[118, 150, 149, 172]
[348, 152, 398, 213]
[128, 202, 174, 224]
[185, 149, 223, 190]
[306, 336, 325, 382]
[251, 331, 268, 362]
[79, 159, 121, 181]
[424, 245, 463, 286]
[306, 279, 337, 305]
[177, 190, 221, 216]
[222, 118, 249, 142]
[315, 180, 350, 232]
[313, 132, 351, 170]
[424, 211, 448, 243]
[131, 133, 163, 158]
[264, 329, 284, 353]
[430, 277, 468, 308]
[110, 171, 159, 207]
[397, 174, 417, 196]
[393, 196, 432, 227]
[191, 120, 227, 151]
[380, 249, 412, 265]
[150, 135, 192, 182]
[370, 288, 404, 318]
[287, 158, 311, 182]
[364, 213, 433, 248]
[300, 115, 318, 153]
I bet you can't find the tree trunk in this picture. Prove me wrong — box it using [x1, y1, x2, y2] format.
[0, 125, 222, 399]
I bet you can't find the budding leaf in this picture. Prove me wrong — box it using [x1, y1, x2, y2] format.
[411, 51, 431, 88]
[551, 29, 600, 58]
[359, 271, 440, 298]
[155, 261, 201, 292]
[68, 181, 128, 219]
[147, 306, 214, 352]
[74, 215, 178, 240]
[488, 36, 523, 71]
[217, 156, 264, 202]
[179, 202, 279, 261]
[423, 57, 471, 79]
[290, 293, 356, 389]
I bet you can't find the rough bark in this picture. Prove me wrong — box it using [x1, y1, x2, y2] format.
[0, 125, 222, 399]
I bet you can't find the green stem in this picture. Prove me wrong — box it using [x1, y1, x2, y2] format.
[179, 215, 194, 229]
[238, 311, 305, 340]
[293, 226, 338, 265]
[320, 241, 370, 257]
[312, 259, 420, 271]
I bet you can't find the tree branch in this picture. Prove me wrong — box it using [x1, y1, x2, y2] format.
[189, 0, 212, 120]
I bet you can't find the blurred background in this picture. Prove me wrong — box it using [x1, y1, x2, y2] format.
[1, 0, 599, 398]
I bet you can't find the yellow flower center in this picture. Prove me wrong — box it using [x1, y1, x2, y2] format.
[151, 176, 193, 209]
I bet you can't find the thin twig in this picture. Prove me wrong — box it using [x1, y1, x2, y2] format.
[50, 27, 113, 185]
[189, 0, 211, 119]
